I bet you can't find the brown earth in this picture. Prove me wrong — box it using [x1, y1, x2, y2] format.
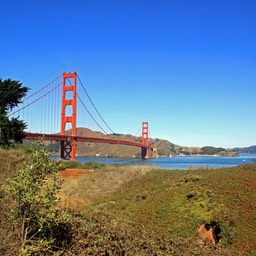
[60, 168, 94, 178]
[57, 165, 153, 212]
[198, 224, 216, 244]
[58, 168, 95, 211]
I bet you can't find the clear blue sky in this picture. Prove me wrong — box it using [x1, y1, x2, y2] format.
[1, 0, 256, 148]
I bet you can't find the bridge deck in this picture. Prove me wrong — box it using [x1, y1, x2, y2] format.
[24, 132, 153, 149]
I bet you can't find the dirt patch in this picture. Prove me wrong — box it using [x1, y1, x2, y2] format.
[58, 169, 95, 211]
[60, 168, 94, 178]
[58, 166, 153, 212]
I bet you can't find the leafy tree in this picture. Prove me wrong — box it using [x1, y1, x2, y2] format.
[201, 146, 226, 155]
[0, 78, 29, 147]
[6, 143, 71, 254]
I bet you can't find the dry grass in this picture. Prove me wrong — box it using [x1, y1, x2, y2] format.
[0, 148, 28, 255]
[0, 209, 20, 256]
[0, 148, 31, 197]
[0, 148, 29, 178]
[58, 165, 156, 211]
[1, 148, 256, 255]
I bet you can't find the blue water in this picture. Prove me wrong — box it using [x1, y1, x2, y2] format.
[53, 154, 256, 170]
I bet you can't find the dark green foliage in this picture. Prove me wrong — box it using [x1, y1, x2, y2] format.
[84, 161, 105, 169]
[58, 160, 106, 170]
[0, 78, 29, 147]
[0, 116, 27, 146]
[70, 212, 228, 256]
[110, 133, 122, 136]
[178, 150, 191, 155]
[0, 79, 28, 112]
[201, 146, 226, 155]
[6, 143, 72, 254]
[47, 141, 60, 152]
[231, 145, 256, 154]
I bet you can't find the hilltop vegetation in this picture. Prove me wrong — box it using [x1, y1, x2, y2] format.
[1, 147, 256, 255]
[230, 145, 256, 154]
[0, 78, 29, 147]
[200, 146, 226, 155]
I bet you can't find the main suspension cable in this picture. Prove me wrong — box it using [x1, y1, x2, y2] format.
[22, 73, 62, 102]
[76, 93, 108, 134]
[8, 82, 62, 117]
[77, 75, 115, 134]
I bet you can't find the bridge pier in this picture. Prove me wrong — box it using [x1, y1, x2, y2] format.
[60, 139, 76, 160]
[141, 147, 149, 159]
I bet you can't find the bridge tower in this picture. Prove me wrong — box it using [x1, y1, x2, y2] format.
[60, 72, 77, 160]
[141, 121, 149, 159]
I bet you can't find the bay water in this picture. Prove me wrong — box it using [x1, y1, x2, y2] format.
[58, 154, 256, 170]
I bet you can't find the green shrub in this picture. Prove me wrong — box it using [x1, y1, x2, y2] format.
[58, 160, 105, 170]
[6, 142, 72, 254]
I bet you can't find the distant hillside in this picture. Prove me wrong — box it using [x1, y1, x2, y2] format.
[229, 145, 256, 154]
[200, 146, 225, 155]
[46, 127, 235, 158]
[59, 127, 180, 158]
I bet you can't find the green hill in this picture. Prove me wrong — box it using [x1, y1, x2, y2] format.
[1, 148, 256, 255]
[229, 145, 256, 154]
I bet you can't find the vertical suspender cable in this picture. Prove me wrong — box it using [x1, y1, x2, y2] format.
[77, 75, 116, 134]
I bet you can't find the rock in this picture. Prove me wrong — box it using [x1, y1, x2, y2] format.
[198, 223, 216, 244]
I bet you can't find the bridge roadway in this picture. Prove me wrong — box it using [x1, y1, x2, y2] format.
[24, 132, 153, 150]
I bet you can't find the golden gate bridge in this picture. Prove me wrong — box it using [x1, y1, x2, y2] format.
[8, 72, 153, 160]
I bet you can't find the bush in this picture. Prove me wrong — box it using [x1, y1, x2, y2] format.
[58, 160, 106, 170]
[6, 142, 72, 254]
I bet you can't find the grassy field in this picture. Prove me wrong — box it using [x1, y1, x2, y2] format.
[1, 148, 256, 255]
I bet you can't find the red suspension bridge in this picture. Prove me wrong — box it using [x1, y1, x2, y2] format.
[8, 72, 153, 160]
